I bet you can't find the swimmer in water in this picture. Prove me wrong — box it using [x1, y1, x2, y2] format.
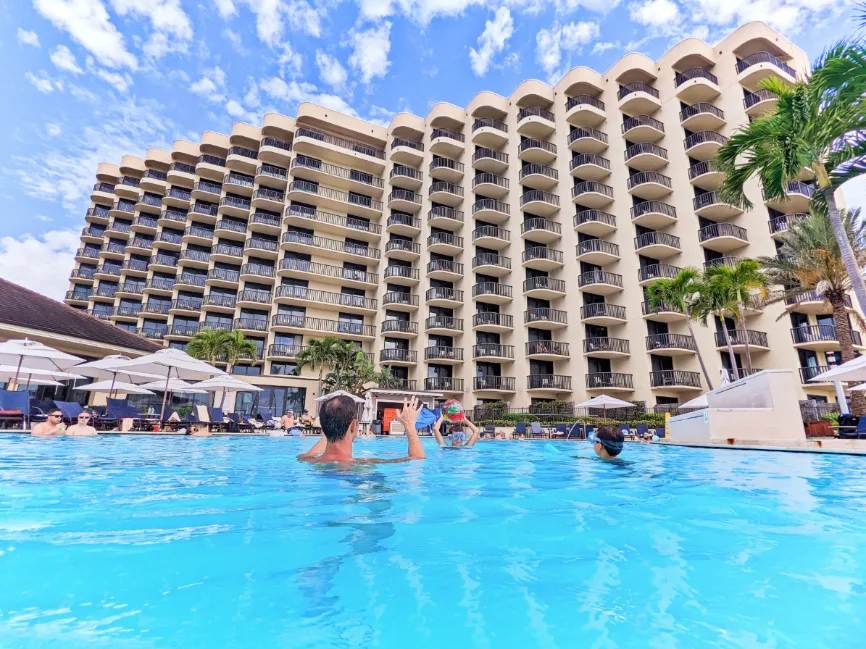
[589, 425, 624, 460]
[431, 414, 480, 448]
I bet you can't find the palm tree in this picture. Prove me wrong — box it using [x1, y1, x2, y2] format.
[295, 336, 342, 396]
[321, 347, 397, 394]
[702, 260, 769, 376]
[714, 45, 866, 315]
[186, 328, 231, 365]
[760, 210, 866, 415]
[693, 275, 741, 380]
[644, 268, 714, 390]
[221, 330, 259, 373]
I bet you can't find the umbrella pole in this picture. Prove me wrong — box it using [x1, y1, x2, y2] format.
[109, 373, 117, 400]
[12, 356, 23, 390]
[159, 369, 171, 429]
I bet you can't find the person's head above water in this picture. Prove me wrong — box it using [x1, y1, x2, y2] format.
[319, 395, 359, 444]
[590, 425, 624, 459]
[449, 429, 468, 447]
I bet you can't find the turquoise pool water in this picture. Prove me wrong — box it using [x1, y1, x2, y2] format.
[1, 435, 865, 648]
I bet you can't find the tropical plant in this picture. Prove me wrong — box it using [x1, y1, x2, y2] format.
[760, 210, 866, 415]
[692, 273, 742, 380]
[321, 344, 400, 394]
[186, 328, 231, 365]
[295, 336, 343, 394]
[221, 330, 260, 372]
[644, 268, 714, 390]
[714, 42, 866, 314]
[701, 260, 769, 376]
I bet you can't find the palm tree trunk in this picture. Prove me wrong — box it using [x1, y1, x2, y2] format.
[822, 185, 866, 315]
[737, 304, 753, 376]
[830, 295, 865, 416]
[687, 320, 714, 390]
[721, 320, 739, 380]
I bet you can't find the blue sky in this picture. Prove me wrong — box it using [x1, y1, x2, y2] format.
[0, 0, 863, 300]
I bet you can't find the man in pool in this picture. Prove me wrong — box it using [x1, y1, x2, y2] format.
[298, 395, 426, 463]
[431, 414, 480, 448]
[31, 408, 66, 436]
[589, 425, 625, 460]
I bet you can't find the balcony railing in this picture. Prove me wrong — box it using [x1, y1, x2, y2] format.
[527, 340, 569, 356]
[638, 263, 681, 283]
[383, 265, 419, 281]
[283, 232, 380, 259]
[631, 201, 677, 221]
[207, 268, 240, 284]
[65, 290, 93, 301]
[581, 303, 626, 320]
[267, 344, 306, 358]
[675, 68, 718, 86]
[577, 239, 619, 258]
[791, 325, 862, 346]
[575, 210, 616, 230]
[800, 366, 831, 383]
[744, 89, 778, 109]
[641, 301, 683, 316]
[519, 138, 558, 155]
[425, 377, 463, 392]
[472, 199, 510, 217]
[392, 137, 424, 152]
[618, 82, 659, 100]
[634, 231, 680, 251]
[714, 329, 769, 347]
[584, 337, 630, 354]
[430, 157, 466, 174]
[473, 312, 513, 328]
[769, 213, 808, 234]
[117, 282, 145, 294]
[191, 202, 219, 217]
[427, 233, 463, 249]
[285, 204, 380, 235]
[625, 142, 668, 163]
[381, 291, 417, 308]
[569, 154, 610, 174]
[472, 225, 509, 243]
[645, 333, 696, 352]
[180, 249, 211, 263]
[474, 376, 516, 391]
[471, 148, 508, 166]
[523, 276, 565, 293]
[295, 126, 385, 159]
[425, 316, 463, 331]
[524, 308, 567, 325]
[146, 278, 176, 292]
[566, 94, 605, 111]
[239, 263, 275, 279]
[650, 370, 701, 388]
[429, 181, 464, 197]
[472, 253, 511, 270]
[573, 181, 613, 199]
[386, 239, 420, 256]
[522, 247, 563, 264]
[204, 294, 237, 308]
[292, 155, 384, 189]
[177, 273, 207, 287]
[424, 346, 463, 362]
[472, 173, 509, 191]
[688, 161, 719, 181]
[473, 344, 514, 359]
[272, 285, 376, 310]
[699, 222, 748, 243]
[628, 171, 672, 191]
[521, 190, 559, 208]
[427, 259, 463, 275]
[578, 270, 623, 288]
[381, 320, 418, 335]
[473, 117, 507, 133]
[270, 315, 375, 336]
[736, 52, 796, 77]
[426, 287, 464, 302]
[520, 163, 559, 181]
[212, 243, 244, 258]
[684, 131, 728, 150]
[528, 375, 571, 390]
[679, 102, 724, 123]
[473, 282, 512, 299]
[586, 372, 633, 389]
[428, 206, 463, 224]
[704, 256, 742, 270]
[380, 349, 417, 363]
[287, 180, 383, 211]
[567, 128, 607, 147]
[431, 127, 465, 143]
[518, 106, 554, 122]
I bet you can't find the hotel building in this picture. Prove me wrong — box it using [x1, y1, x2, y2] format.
[64, 21, 862, 413]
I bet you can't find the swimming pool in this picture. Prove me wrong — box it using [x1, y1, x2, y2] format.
[0, 435, 864, 649]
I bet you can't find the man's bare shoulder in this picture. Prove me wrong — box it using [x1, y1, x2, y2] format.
[298, 455, 415, 464]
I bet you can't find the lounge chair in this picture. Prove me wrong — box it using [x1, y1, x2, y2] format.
[530, 421, 546, 439]
[208, 407, 226, 432]
[0, 390, 29, 429]
[553, 424, 567, 438]
[54, 400, 86, 424]
[484, 424, 495, 438]
[567, 422, 582, 439]
[837, 417, 866, 440]
[636, 424, 649, 438]
[617, 423, 631, 439]
[515, 422, 527, 438]
[585, 424, 596, 439]
[226, 412, 253, 433]
[655, 426, 665, 439]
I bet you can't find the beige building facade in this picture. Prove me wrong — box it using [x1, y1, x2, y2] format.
[64, 21, 863, 413]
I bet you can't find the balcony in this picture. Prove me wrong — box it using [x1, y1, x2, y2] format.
[473, 376, 516, 393]
[527, 375, 572, 392]
[472, 343, 515, 362]
[91, 182, 115, 202]
[236, 288, 272, 309]
[209, 243, 244, 264]
[703, 256, 742, 270]
[267, 344, 306, 360]
[472, 173, 509, 199]
[144, 278, 176, 294]
[674, 68, 720, 103]
[578, 270, 623, 295]
[430, 157, 465, 182]
[282, 231, 380, 263]
[277, 258, 377, 289]
[693, 192, 743, 220]
[429, 181, 464, 206]
[179, 248, 211, 268]
[585, 372, 633, 391]
[383, 265, 420, 286]
[424, 346, 464, 364]
[384, 239, 421, 261]
[113, 306, 142, 321]
[70, 267, 97, 284]
[763, 181, 814, 213]
[520, 190, 560, 217]
[170, 299, 204, 316]
[386, 212, 421, 236]
[523, 276, 566, 299]
[64, 290, 92, 305]
[565, 94, 605, 127]
[574, 210, 616, 236]
[638, 263, 681, 286]
[232, 317, 268, 335]
[284, 204, 380, 241]
[425, 377, 464, 393]
[624, 143, 668, 172]
[293, 126, 385, 174]
[223, 173, 255, 196]
[567, 127, 608, 154]
[687, 161, 724, 192]
[380, 319, 419, 338]
[572, 181, 613, 208]
[515, 106, 553, 136]
[430, 127, 465, 157]
[217, 196, 251, 219]
[617, 82, 660, 115]
[627, 171, 672, 200]
[684, 131, 728, 161]
[379, 349, 418, 366]
[641, 300, 687, 322]
[522, 246, 564, 271]
[580, 302, 627, 326]
[191, 180, 222, 202]
[520, 163, 559, 191]
[699, 223, 749, 252]
[391, 137, 424, 166]
[250, 189, 285, 214]
[428, 205, 463, 230]
[472, 312, 513, 332]
[88, 309, 114, 321]
[471, 148, 508, 176]
[386, 189, 422, 213]
[149, 254, 178, 272]
[621, 115, 664, 143]
[162, 187, 192, 211]
[425, 287, 464, 306]
[189, 202, 219, 223]
[634, 231, 680, 258]
[517, 138, 557, 164]
[744, 89, 779, 117]
[714, 329, 770, 352]
[427, 259, 463, 280]
[471, 199, 510, 224]
[225, 146, 259, 176]
[381, 291, 418, 311]
[524, 308, 567, 329]
[799, 366, 832, 384]
[116, 282, 145, 297]
[576, 239, 619, 265]
[175, 272, 207, 290]
[472, 282, 512, 305]
[583, 337, 630, 358]
[75, 247, 101, 263]
[427, 232, 464, 254]
[471, 117, 508, 147]
[472, 253, 511, 276]
[196, 154, 226, 180]
[205, 268, 239, 289]
[425, 315, 463, 334]
[679, 103, 726, 133]
[286, 180, 382, 218]
[110, 200, 136, 219]
[259, 137, 291, 165]
[183, 225, 215, 246]
[390, 165, 423, 191]
[202, 293, 237, 312]
[164, 324, 202, 340]
[141, 301, 171, 317]
[472, 225, 510, 249]
[520, 218, 561, 245]
[645, 333, 697, 355]
[569, 155, 610, 183]
[791, 324, 864, 351]
[270, 314, 375, 338]
[737, 51, 796, 89]
[523, 340, 567, 361]
[649, 370, 702, 390]
[769, 213, 808, 237]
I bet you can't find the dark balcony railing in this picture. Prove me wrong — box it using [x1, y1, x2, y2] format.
[381, 320, 418, 335]
[383, 265, 419, 281]
[392, 137, 424, 152]
[577, 239, 620, 258]
[528, 375, 571, 390]
[212, 243, 244, 258]
[388, 189, 421, 205]
[240, 263, 275, 278]
[471, 148, 508, 166]
[426, 287, 464, 302]
[274, 285, 377, 311]
[237, 289, 271, 305]
[521, 218, 561, 237]
[679, 102, 725, 123]
[650, 370, 701, 388]
[94, 182, 115, 193]
[380, 349, 418, 363]
[207, 268, 240, 283]
[472, 225, 510, 243]
[688, 161, 719, 181]
[133, 215, 158, 229]
[169, 324, 201, 337]
[769, 213, 808, 234]
[524, 308, 567, 325]
[430, 157, 466, 174]
[572, 181, 613, 199]
[641, 301, 683, 316]
[473, 117, 508, 133]
[431, 127, 465, 143]
[800, 366, 831, 383]
[473, 282, 512, 299]
[518, 106, 554, 123]
[703, 256, 741, 270]
[520, 163, 559, 182]
[233, 318, 268, 332]
[472, 253, 511, 270]
[295, 126, 385, 159]
[586, 372, 633, 389]
[185, 225, 215, 240]
[117, 282, 145, 294]
[744, 89, 778, 109]
[621, 115, 665, 138]
[198, 154, 226, 167]
[638, 263, 681, 283]
[618, 82, 659, 100]
[177, 273, 207, 287]
[171, 299, 203, 312]
[427, 232, 463, 249]
[473, 173, 509, 191]
[180, 249, 211, 263]
[522, 247, 563, 264]
[474, 376, 516, 391]
[625, 142, 668, 163]
[473, 312, 513, 328]
[95, 265, 121, 276]
[267, 344, 306, 358]
[566, 94, 605, 111]
[146, 278, 176, 292]
[578, 270, 623, 288]
[427, 259, 463, 275]
[286, 204, 380, 235]
[523, 276, 565, 294]
[425, 316, 463, 331]
[282, 232, 380, 259]
[699, 222, 748, 243]
[151, 254, 178, 268]
[785, 292, 852, 309]
[472, 199, 510, 217]
[220, 196, 252, 211]
[228, 145, 258, 160]
[684, 131, 728, 150]
[526, 340, 569, 356]
[631, 201, 677, 221]
[270, 315, 375, 336]
[693, 192, 735, 211]
[575, 210, 616, 230]
[628, 171, 672, 191]
[521, 190, 559, 208]
[634, 231, 680, 251]
[391, 165, 423, 183]
[261, 136, 291, 151]
[791, 325, 862, 346]
[386, 239, 420, 255]
[675, 67, 718, 86]
[429, 181, 464, 198]
[246, 237, 279, 253]
[428, 205, 463, 223]
[70, 267, 97, 281]
[76, 247, 100, 259]
[518, 138, 557, 155]
[204, 294, 237, 308]
[736, 52, 796, 77]
[387, 213, 421, 231]
[65, 290, 93, 301]
[193, 181, 222, 196]
[257, 164, 288, 181]
[473, 344, 514, 359]
[567, 128, 608, 147]
[382, 291, 418, 307]
[580, 303, 626, 320]
[191, 202, 219, 217]
[142, 302, 171, 315]
[225, 173, 254, 189]
[645, 333, 696, 352]
[425, 377, 463, 392]
[714, 329, 769, 347]
[88, 309, 114, 320]
[424, 346, 464, 362]
[584, 337, 630, 355]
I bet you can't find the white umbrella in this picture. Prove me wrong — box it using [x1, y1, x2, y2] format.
[0, 339, 84, 385]
[810, 356, 866, 382]
[193, 375, 263, 409]
[140, 378, 209, 394]
[73, 355, 164, 397]
[680, 393, 708, 409]
[315, 390, 365, 403]
[361, 392, 375, 424]
[574, 394, 634, 419]
[77, 380, 155, 395]
[0, 365, 85, 390]
[720, 369, 732, 386]
[22, 378, 63, 387]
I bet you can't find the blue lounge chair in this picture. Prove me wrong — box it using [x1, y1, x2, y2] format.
[553, 424, 567, 438]
[567, 422, 582, 439]
[54, 400, 85, 423]
[655, 426, 665, 439]
[0, 390, 29, 429]
[530, 421, 545, 438]
[585, 424, 596, 439]
[226, 412, 252, 433]
[515, 422, 527, 437]
[838, 417, 866, 440]
[617, 423, 631, 439]
[636, 423, 649, 437]
[208, 407, 226, 432]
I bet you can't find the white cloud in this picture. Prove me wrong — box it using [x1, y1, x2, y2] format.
[69, 84, 98, 102]
[190, 67, 228, 102]
[685, 0, 850, 34]
[35, 215, 54, 222]
[535, 20, 600, 81]
[25, 71, 63, 94]
[46, 123, 62, 137]
[226, 99, 261, 123]
[110, 0, 194, 59]
[0, 230, 80, 301]
[97, 69, 133, 93]
[278, 44, 303, 77]
[629, 0, 679, 27]
[33, 0, 138, 69]
[213, 0, 237, 18]
[228, 0, 325, 48]
[223, 29, 249, 55]
[50, 45, 83, 74]
[469, 7, 514, 77]
[591, 40, 619, 55]
[349, 22, 392, 85]
[315, 50, 348, 91]
[367, 104, 395, 127]
[17, 28, 41, 47]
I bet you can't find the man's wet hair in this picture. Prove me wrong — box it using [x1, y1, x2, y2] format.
[319, 395, 358, 442]
[596, 425, 625, 457]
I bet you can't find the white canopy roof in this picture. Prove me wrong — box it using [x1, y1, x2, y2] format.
[574, 395, 635, 409]
[0, 365, 85, 381]
[140, 378, 208, 394]
[0, 339, 83, 373]
[810, 357, 866, 382]
[109, 348, 226, 381]
[73, 355, 164, 383]
[193, 376, 264, 392]
[77, 380, 155, 395]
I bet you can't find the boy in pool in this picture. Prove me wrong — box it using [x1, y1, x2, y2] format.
[431, 414, 480, 448]
[589, 425, 625, 460]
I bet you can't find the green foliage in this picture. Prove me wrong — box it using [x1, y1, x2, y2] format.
[820, 412, 841, 423]
[187, 328, 258, 370]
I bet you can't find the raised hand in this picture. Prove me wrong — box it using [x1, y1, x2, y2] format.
[396, 395, 422, 432]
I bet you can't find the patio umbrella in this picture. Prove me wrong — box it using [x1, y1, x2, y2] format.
[192, 375, 263, 409]
[139, 378, 209, 394]
[314, 390, 365, 403]
[810, 356, 866, 382]
[0, 339, 84, 386]
[360, 392, 375, 424]
[108, 349, 225, 423]
[720, 369, 732, 386]
[574, 394, 634, 420]
[77, 380, 155, 395]
[0, 365, 85, 390]
[73, 355, 164, 397]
